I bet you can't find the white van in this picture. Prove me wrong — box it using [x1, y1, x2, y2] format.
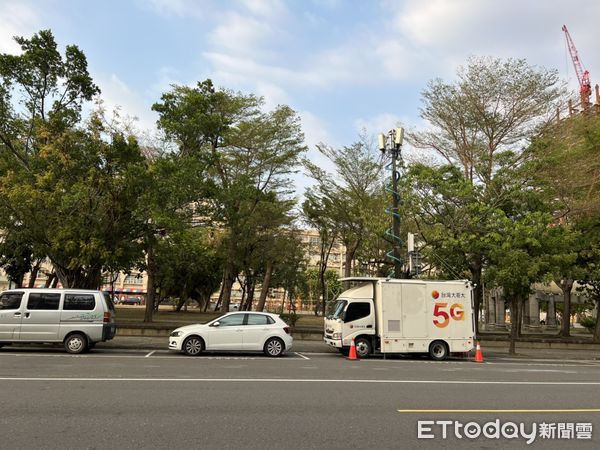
[0, 288, 116, 353]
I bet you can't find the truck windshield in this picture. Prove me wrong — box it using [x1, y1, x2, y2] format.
[329, 300, 347, 320]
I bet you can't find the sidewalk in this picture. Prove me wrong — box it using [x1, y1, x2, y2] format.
[97, 336, 600, 360]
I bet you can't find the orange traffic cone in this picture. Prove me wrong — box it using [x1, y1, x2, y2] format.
[347, 338, 359, 360]
[474, 341, 484, 363]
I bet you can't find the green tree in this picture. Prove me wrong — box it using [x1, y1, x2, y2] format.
[527, 112, 600, 336]
[303, 135, 384, 282]
[154, 227, 223, 312]
[408, 56, 566, 331]
[153, 80, 306, 313]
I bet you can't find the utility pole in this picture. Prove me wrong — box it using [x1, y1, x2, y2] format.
[379, 128, 404, 278]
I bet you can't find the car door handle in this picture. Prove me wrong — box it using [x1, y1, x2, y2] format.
[366, 325, 373, 328]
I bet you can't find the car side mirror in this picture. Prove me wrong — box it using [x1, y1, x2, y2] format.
[341, 312, 346, 322]
[211, 321, 221, 327]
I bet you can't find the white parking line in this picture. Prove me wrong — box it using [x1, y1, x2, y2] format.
[0, 377, 600, 385]
[0, 352, 306, 361]
[295, 352, 310, 360]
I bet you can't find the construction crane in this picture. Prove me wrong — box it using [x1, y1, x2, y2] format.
[562, 24, 592, 110]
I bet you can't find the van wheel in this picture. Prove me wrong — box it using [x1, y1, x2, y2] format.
[354, 337, 372, 358]
[183, 336, 204, 356]
[64, 333, 88, 354]
[429, 340, 449, 361]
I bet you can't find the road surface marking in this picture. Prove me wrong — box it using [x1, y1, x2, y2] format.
[145, 351, 156, 358]
[0, 353, 305, 361]
[295, 352, 311, 360]
[398, 409, 600, 413]
[1, 378, 600, 385]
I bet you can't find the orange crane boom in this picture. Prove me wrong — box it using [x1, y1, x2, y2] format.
[562, 24, 592, 108]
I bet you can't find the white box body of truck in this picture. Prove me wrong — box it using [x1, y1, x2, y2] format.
[323, 278, 475, 360]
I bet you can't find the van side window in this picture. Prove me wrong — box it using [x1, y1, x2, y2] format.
[345, 302, 371, 322]
[0, 292, 24, 310]
[27, 293, 60, 310]
[64, 294, 95, 311]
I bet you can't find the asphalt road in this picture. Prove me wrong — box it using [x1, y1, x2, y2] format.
[1, 348, 599, 449]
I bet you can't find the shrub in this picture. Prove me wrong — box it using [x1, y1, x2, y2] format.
[579, 316, 596, 333]
[280, 312, 299, 328]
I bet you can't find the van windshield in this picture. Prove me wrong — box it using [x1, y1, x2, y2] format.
[329, 299, 347, 320]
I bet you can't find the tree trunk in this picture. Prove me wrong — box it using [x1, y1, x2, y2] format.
[44, 271, 56, 288]
[594, 303, 600, 342]
[470, 258, 483, 335]
[28, 261, 41, 288]
[557, 278, 574, 337]
[53, 262, 102, 289]
[245, 276, 255, 311]
[219, 265, 236, 313]
[342, 239, 359, 290]
[256, 260, 274, 312]
[143, 245, 157, 323]
[517, 297, 524, 338]
[219, 244, 238, 312]
[508, 296, 519, 355]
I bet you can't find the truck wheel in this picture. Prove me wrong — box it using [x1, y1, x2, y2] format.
[354, 338, 372, 358]
[429, 341, 449, 361]
[64, 333, 88, 354]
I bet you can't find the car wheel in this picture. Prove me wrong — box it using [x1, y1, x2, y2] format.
[64, 333, 88, 354]
[354, 337, 372, 358]
[429, 340, 449, 361]
[183, 336, 204, 356]
[264, 337, 285, 357]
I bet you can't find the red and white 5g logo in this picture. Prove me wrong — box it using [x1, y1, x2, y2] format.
[433, 302, 465, 328]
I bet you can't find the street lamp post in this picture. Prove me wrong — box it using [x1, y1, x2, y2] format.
[379, 128, 404, 278]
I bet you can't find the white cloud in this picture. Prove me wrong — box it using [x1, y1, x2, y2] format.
[354, 113, 405, 137]
[299, 110, 334, 150]
[210, 12, 275, 57]
[94, 73, 158, 135]
[239, 0, 288, 19]
[0, 2, 40, 53]
[142, 0, 212, 19]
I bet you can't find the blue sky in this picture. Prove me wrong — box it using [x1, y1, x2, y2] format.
[1, 0, 599, 192]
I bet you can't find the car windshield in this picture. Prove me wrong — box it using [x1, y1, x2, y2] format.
[329, 300, 347, 320]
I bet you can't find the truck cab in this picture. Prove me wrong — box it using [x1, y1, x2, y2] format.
[324, 282, 376, 357]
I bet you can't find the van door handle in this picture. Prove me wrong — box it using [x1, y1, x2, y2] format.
[13, 312, 21, 317]
[366, 325, 373, 328]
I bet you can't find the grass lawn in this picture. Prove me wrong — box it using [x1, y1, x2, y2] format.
[115, 306, 325, 329]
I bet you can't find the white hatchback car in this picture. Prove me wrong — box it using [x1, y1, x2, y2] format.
[168, 312, 293, 357]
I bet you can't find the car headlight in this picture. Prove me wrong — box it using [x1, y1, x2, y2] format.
[332, 332, 342, 340]
[170, 331, 183, 337]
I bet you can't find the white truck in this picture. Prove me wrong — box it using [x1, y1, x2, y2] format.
[323, 277, 475, 360]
